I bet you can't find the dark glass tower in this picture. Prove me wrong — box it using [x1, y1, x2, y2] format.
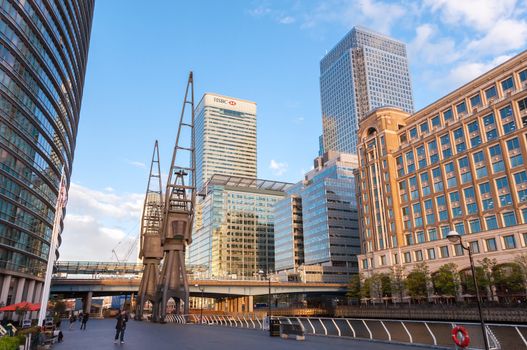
[0, 0, 95, 311]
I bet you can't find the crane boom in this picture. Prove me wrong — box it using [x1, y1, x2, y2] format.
[153, 72, 196, 322]
[135, 140, 164, 320]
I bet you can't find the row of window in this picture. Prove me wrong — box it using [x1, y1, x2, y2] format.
[399, 70, 527, 143]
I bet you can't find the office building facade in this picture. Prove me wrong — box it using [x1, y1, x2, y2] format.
[356, 51, 527, 276]
[195, 93, 257, 191]
[0, 1, 95, 310]
[189, 175, 291, 279]
[275, 152, 360, 283]
[320, 26, 413, 154]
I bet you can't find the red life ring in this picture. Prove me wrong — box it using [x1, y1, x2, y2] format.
[452, 326, 470, 348]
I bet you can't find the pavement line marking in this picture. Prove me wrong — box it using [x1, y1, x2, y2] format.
[362, 320, 372, 339]
[401, 321, 413, 343]
[380, 321, 391, 341]
[515, 327, 527, 347]
[345, 319, 356, 338]
[332, 319, 341, 337]
[424, 322, 437, 346]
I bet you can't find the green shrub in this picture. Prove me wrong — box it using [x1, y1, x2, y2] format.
[0, 335, 25, 350]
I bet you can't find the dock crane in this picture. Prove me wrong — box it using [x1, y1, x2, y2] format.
[135, 141, 164, 320]
[152, 72, 196, 322]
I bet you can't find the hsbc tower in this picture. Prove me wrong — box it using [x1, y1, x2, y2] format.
[194, 93, 257, 191]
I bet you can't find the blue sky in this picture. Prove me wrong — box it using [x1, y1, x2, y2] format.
[59, 0, 527, 261]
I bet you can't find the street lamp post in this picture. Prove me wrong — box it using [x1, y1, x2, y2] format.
[194, 284, 204, 324]
[258, 270, 271, 318]
[447, 231, 490, 350]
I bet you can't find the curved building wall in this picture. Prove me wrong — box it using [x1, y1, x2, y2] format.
[0, 0, 94, 311]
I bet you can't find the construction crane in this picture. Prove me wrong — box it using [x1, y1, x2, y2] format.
[135, 140, 164, 320]
[152, 72, 196, 322]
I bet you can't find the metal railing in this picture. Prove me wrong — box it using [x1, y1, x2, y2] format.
[171, 313, 527, 349]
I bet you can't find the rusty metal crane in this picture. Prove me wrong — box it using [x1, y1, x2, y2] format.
[135, 140, 164, 320]
[153, 72, 196, 322]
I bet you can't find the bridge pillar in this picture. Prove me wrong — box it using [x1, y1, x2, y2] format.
[246, 296, 253, 313]
[26, 280, 36, 319]
[0, 275, 12, 320]
[13, 278, 26, 321]
[83, 291, 93, 314]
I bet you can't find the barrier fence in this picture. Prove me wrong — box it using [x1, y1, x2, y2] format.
[164, 313, 527, 349]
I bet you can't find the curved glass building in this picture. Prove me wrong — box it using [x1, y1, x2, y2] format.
[0, 0, 94, 310]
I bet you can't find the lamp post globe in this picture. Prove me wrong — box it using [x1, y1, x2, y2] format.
[446, 230, 461, 244]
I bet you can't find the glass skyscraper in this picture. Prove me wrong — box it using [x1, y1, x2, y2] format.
[320, 26, 414, 154]
[195, 93, 257, 191]
[274, 152, 360, 283]
[189, 175, 291, 279]
[0, 0, 94, 311]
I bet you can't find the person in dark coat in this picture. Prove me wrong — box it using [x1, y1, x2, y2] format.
[114, 310, 129, 344]
[80, 313, 89, 330]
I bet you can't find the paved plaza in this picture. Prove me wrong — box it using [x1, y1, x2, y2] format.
[53, 319, 435, 350]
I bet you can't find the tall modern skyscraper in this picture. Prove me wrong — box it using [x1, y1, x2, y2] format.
[0, 1, 94, 312]
[320, 26, 414, 154]
[195, 93, 257, 191]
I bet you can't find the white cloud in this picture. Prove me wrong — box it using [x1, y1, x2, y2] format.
[127, 160, 146, 169]
[59, 183, 143, 261]
[425, 0, 518, 32]
[444, 55, 513, 89]
[409, 24, 460, 64]
[467, 19, 527, 55]
[279, 16, 295, 24]
[269, 159, 288, 176]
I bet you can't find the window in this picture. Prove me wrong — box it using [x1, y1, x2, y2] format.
[443, 108, 453, 122]
[436, 195, 446, 207]
[406, 233, 414, 245]
[431, 115, 440, 128]
[413, 203, 422, 215]
[520, 69, 527, 82]
[456, 101, 467, 115]
[496, 177, 510, 191]
[428, 248, 436, 260]
[428, 140, 439, 164]
[380, 255, 387, 266]
[500, 105, 516, 134]
[404, 252, 411, 263]
[415, 250, 423, 261]
[450, 191, 460, 203]
[429, 229, 438, 241]
[515, 171, 527, 185]
[440, 133, 452, 158]
[479, 182, 490, 195]
[362, 259, 368, 269]
[503, 235, 516, 249]
[417, 231, 425, 244]
[486, 215, 498, 230]
[417, 146, 427, 168]
[406, 151, 415, 173]
[454, 244, 464, 256]
[440, 226, 449, 239]
[524, 208, 527, 223]
[470, 219, 481, 233]
[486, 129, 498, 141]
[420, 122, 429, 134]
[455, 222, 465, 235]
[501, 76, 514, 91]
[519, 97, 527, 112]
[454, 128, 466, 153]
[470, 241, 480, 254]
[440, 246, 450, 258]
[486, 238, 497, 252]
[503, 211, 517, 227]
[470, 94, 482, 108]
[483, 113, 495, 126]
[396, 156, 404, 176]
[485, 85, 497, 100]
[489, 144, 502, 157]
[409, 127, 418, 139]
[464, 187, 475, 200]
[482, 198, 494, 210]
[467, 203, 478, 214]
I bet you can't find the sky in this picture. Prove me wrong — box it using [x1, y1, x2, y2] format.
[59, 0, 527, 261]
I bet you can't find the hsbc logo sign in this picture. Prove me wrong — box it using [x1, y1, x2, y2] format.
[213, 97, 237, 106]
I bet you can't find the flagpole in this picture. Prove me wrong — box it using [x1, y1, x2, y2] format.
[38, 168, 67, 326]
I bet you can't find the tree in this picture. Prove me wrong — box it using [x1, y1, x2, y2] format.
[514, 254, 527, 297]
[405, 263, 430, 301]
[478, 257, 497, 300]
[493, 263, 524, 301]
[379, 273, 392, 298]
[390, 265, 406, 302]
[51, 300, 67, 315]
[460, 266, 489, 296]
[361, 276, 372, 300]
[432, 263, 459, 297]
[347, 274, 361, 300]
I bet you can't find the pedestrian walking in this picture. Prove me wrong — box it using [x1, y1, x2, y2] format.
[80, 313, 89, 330]
[68, 314, 76, 330]
[114, 310, 129, 344]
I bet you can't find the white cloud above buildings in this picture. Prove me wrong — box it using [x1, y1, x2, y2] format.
[269, 159, 288, 176]
[59, 183, 142, 261]
[248, 0, 527, 106]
